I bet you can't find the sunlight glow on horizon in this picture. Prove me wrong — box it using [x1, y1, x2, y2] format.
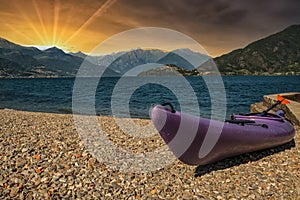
[24, 45, 56, 50]
[0, 0, 119, 54]
[0, 0, 227, 57]
[0, 0, 222, 57]
[1, 0, 298, 57]
[0, 0, 217, 56]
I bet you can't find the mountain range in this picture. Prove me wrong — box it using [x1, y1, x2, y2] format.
[215, 24, 300, 75]
[0, 38, 119, 77]
[0, 24, 299, 77]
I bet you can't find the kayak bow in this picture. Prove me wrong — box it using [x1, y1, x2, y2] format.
[150, 97, 295, 166]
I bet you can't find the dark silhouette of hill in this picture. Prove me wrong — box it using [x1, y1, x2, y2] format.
[214, 25, 300, 75]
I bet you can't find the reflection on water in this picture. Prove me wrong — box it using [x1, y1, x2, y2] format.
[0, 76, 299, 120]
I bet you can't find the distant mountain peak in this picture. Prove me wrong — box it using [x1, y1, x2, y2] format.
[172, 48, 194, 53]
[69, 51, 87, 59]
[75, 51, 85, 54]
[43, 47, 66, 55]
[284, 24, 300, 31]
[160, 48, 210, 69]
[0, 38, 22, 49]
[44, 46, 62, 51]
[0, 37, 10, 42]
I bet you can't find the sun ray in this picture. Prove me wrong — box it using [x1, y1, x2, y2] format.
[5, 24, 36, 44]
[11, 1, 47, 44]
[32, 0, 49, 45]
[52, 0, 60, 45]
[62, 0, 118, 47]
[55, 8, 74, 46]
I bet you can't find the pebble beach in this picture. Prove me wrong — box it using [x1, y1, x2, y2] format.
[0, 109, 299, 199]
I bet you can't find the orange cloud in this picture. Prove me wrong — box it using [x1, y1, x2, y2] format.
[0, 0, 299, 57]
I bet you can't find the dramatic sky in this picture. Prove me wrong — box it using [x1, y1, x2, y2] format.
[0, 0, 299, 56]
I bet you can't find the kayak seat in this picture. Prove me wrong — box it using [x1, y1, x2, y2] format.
[239, 112, 282, 118]
[225, 119, 269, 128]
[225, 119, 255, 125]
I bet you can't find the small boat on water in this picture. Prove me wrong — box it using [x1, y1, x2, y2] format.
[150, 95, 295, 166]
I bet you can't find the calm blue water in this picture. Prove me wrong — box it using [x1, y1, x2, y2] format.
[0, 76, 299, 119]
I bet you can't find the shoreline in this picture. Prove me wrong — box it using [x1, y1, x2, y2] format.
[0, 108, 152, 120]
[0, 109, 299, 199]
[0, 74, 300, 79]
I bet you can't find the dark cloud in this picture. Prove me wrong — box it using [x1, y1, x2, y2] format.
[0, 0, 299, 56]
[116, 0, 299, 30]
[108, 0, 299, 55]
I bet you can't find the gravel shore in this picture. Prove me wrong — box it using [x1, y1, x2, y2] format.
[0, 109, 299, 199]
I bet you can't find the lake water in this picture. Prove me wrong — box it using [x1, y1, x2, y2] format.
[0, 76, 299, 120]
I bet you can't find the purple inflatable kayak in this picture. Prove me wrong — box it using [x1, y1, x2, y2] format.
[150, 104, 295, 166]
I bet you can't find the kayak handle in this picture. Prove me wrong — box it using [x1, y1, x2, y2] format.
[162, 103, 176, 113]
[225, 119, 268, 128]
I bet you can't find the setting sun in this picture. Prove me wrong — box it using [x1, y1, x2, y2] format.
[0, 0, 299, 56]
[0, 0, 116, 53]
